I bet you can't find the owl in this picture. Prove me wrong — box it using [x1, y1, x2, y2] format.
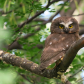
[39, 16, 79, 71]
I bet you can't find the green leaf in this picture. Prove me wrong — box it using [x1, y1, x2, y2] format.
[68, 77, 77, 81]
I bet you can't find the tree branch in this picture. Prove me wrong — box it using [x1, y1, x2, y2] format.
[76, 77, 84, 83]
[79, 29, 84, 35]
[7, 26, 43, 50]
[49, 0, 69, 21]
[0, 37, 84, 84]
[60, 0, 81, 16]
[79, 24, 84, 27]
[72, 13, 84, 16]
[55, 37, 84, 77]
[17, 0, 61, 31]
[69, 66, 84, 78]
[19, 73, 35, 84]
[8, 0, 69, 50]
[34, 0, 69, 23]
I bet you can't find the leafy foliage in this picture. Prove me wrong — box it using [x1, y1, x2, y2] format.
[0, 0, 84, 84]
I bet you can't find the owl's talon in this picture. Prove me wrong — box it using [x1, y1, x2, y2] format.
[61, 74, 67, 84]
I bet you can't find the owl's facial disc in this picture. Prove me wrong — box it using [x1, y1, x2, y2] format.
[60, 21, 73, 33]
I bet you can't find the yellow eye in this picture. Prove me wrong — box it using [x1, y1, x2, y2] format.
[69, 24, 73, 28]
[59, 24, 64, 29]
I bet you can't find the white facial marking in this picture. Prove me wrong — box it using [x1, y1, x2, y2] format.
[63, 48, 65, 50]
[49, 64, 51, 65]
[50, 42, 52, 45]
[60, 56, 62, 58]
[60, 21, 73, 28]
[66, 45, 68, 47]
[23, 62, 25, 63]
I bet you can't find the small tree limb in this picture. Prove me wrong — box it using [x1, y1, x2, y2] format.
[56, 37, 84, 74]
[0, 37, 84, 84]
[17, 0, 61, 31]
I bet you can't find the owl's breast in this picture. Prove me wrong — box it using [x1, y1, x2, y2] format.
[45, 33, 78, 52]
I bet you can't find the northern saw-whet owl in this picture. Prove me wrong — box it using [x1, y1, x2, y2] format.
[39, 16, 79, 71]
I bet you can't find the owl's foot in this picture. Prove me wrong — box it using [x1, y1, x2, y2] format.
[61, 74, 67, 84]
[57, 72, 67, 84]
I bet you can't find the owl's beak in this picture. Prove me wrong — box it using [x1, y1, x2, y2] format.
[63, 28, 69, 33]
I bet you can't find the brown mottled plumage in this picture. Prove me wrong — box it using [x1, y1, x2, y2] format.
[39, 16, 79, 71]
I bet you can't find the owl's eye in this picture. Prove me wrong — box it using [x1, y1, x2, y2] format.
[69, 24, 73, 28]
[59, 24, 64, 29]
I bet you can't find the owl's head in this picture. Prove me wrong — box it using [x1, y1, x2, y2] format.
[50, 16, 79, 34]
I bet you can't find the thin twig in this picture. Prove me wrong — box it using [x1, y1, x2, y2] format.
[48, 0, 51, 4]
[49, 0, 69, 21]
[76, 77, 84, 83]
[34, 0, 68, 22]
[72, 13, 84, 16]
[69, 66, 84, 78]
[79, 29, 84, 35]
[79, 24, 84, 27]
[17, 0, 61, 31]
[19, 73, 35, 84]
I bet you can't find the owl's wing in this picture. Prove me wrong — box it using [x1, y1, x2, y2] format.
[39, 34, 66, 71]
[40, 48, 65, 71]
[39, 33, 78, 71]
